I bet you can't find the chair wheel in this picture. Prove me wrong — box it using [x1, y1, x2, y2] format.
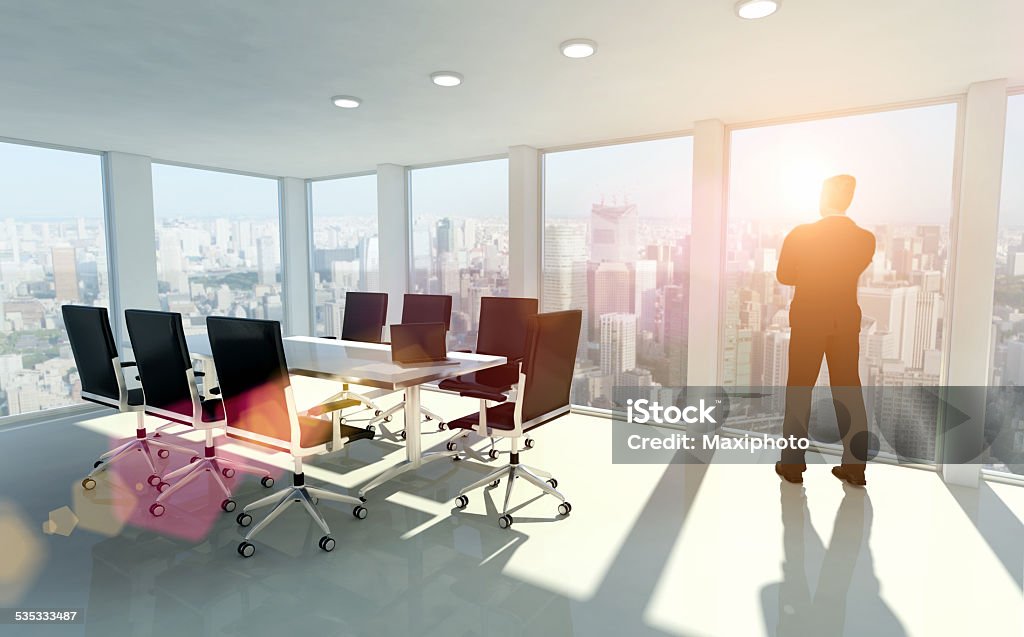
[82, 477, 97, 490]
[384, 415, 393, 423]
[558, 501, 573, 516]
[156, 481, 170, 493]
[221, 499, 237, 512]
[488, 449, 500, 460]
[547, 478, 558, 489]
[236, 512, 252, 527]
[189, 456, 200, 464]
[423, 414, 432, 421]
[524, 438, 535, 449]
[446, 441, 457, 452]
[93, 460, 103, 468]
[221, 467, 235, 478]
[147, 474, 161, 487]
[157, 448, 170, 459]
[318, 535, 336, 552]
[438, 422, 447, 431]
[339, 417, 347, 425]
[498, 514, 513, 529]
[238, 541, 255, 558]
[149, 503, 165, 517]
[399, 430, 406, 440]
[455, 495, 469, 509]
[260, 476, 275, 488]
[374, 410, 383, 417]
[353, 505, 368, 520]
[490, 479, 500, 488]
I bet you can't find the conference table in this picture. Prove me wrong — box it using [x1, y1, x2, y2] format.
[185, 334, 506, 498]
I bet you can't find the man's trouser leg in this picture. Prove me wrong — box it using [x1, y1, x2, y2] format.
[825, 331, 868, 467]
[782, 329, 825, 465]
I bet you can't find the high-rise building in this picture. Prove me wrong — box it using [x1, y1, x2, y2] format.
[858, 285, 920, 369]
[634, 259, 658, 333]
[600, 313, 637, 383]
[590, 202, 638, 263]
[663, 284, 688, 386]
[51, 246, 79, 302]
[257, 236, 277, 285]
[589, 261, 633, 335]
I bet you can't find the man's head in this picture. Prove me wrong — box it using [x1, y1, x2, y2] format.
[820, 174, 856, 216]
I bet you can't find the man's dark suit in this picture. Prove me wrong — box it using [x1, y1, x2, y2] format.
[777, 215, 875, 466]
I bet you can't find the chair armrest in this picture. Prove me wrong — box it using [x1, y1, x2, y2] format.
[120, 361, 137, 367]
[207, 387, 221, 395]
[308, 397, 361, 416]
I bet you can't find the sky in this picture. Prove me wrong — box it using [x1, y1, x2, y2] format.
[1, 95, 1022, 226]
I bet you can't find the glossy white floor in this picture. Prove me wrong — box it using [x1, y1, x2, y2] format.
[0, 376, 1021, 637]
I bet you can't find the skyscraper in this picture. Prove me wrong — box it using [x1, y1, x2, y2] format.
[590, 202, 638, 263]
[51, 246, 79, 302]
[600, 313, 637, 383]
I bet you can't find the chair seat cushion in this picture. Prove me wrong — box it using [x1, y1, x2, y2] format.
[438, 364, 518, 398]
[229, 417, 375, 452]
[448, 403, 518, 431]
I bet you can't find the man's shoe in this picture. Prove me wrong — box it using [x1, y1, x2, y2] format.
[775, 462, 805, 484]
[831, 464, 867, 486]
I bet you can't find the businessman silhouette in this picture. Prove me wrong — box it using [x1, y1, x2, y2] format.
[775, 175, 874, 486]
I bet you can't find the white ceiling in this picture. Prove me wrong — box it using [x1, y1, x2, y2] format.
[1, 1, 1022, 178]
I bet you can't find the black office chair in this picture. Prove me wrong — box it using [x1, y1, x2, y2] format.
[439, 297, 538, 460]
[62, 305, 193, 491]
[451, 310, 581, 529]
[206, 316, 374, 557]
[311, 291, 389, 420]
[369, 293, 454, 436]
[124, 309, 274, 517]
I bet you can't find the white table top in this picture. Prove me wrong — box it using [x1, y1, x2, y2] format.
[185, 334, 505, 391]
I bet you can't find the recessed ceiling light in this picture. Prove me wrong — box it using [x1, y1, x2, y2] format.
[430, 71, 463, 87]
[735, 0, 780, 19]
[331, 95, 361, 109]
[560, 39, 597, 59]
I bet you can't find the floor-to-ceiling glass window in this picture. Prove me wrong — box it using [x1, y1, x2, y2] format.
[0, 141, 109, 417]
[543, 137, 694, 409]
[723, 103, 959, 463]
[309, 174, 380, 337]
[152, 164, 281, 333]
[986, 92, 1024, 476]
[409, 158, 509, 349]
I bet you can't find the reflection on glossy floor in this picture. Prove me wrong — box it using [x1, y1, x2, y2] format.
[1, 376, 1021, 637]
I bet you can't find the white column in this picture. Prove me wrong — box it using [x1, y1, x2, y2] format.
[377, 163, 409, 325]
[509, 145, 541, 298]
[942, 79, 1008, 487]
[103, 151, 158, 348]
[279, 177, 312, 335]
[687, 119, 727, 386]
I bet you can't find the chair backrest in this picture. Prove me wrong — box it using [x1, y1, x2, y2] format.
[401, 293, 453, 330]
[206, 316, 293, 445]
[125, 309, 196, 420]
[341, 291, 389, 343]
[519, 310, 582, 424]
[475, 297, 538, 359]
[62, 304, 121, 402]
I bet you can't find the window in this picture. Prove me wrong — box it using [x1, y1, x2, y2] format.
[152, 164, 281, 333]
[0, 142, 108, 417]
[723, 103, 959, 463]
[409, 159, 509, 349]
[986, 92, 1024, 475]
[543, 137, 694, 409]
[309, 174, 380, 337]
